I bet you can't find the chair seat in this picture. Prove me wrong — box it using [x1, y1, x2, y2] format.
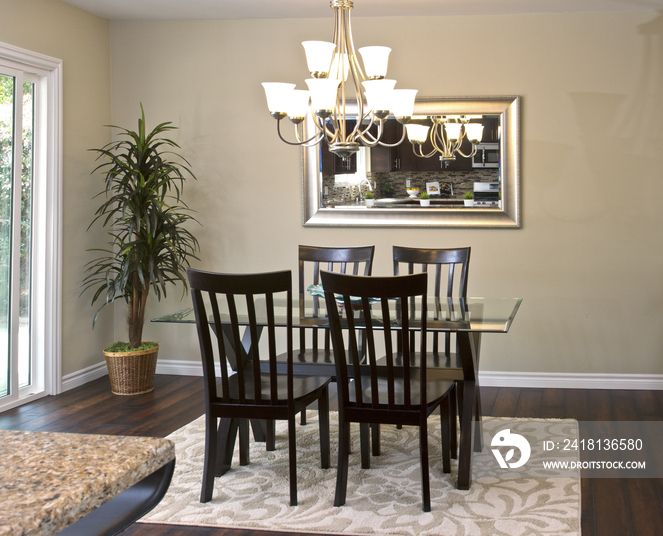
[349, 376, 454, 408]
[277, 348, 334, 364]
[375, 352, 464, 381]
[216, 372, 330, 403]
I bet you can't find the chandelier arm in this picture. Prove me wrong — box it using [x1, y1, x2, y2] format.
[451, 131, 467, 155]
[295, 121, 327, 147]
[355, 113, 380, 145]
[357, 133, 380, 148]
[455, 144, 478, 159]
[357, 127, 378, 145]
[345, 56, 366, 143]
[377, 125, 407, 147]
[316, 115, 339, 145]
[430, 125, 449, 156]
[345, 4, 368, 144]
[276, 119, 324, 146]
[411, 142, 438, 159]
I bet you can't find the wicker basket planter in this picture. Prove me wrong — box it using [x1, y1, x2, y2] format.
[103, 345, 159, 395]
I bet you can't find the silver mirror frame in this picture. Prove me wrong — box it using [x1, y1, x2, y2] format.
[302, 96, 521, 228]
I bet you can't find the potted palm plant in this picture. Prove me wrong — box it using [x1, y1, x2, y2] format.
[82, 105, 200, 395]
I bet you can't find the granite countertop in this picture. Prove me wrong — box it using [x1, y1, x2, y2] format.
[0, 430, 175, 536]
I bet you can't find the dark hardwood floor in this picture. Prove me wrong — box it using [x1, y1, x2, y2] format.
[2, 375, 663, 536]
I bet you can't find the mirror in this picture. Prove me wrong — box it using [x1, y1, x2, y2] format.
[302, 96, 520, 228]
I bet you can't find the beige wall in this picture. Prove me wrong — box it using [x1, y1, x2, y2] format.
[109, 10, 663, 378]
[5, 2, 660, 386]
[0, 0, 112, 376]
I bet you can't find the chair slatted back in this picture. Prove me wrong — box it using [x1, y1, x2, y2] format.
[188, 269, 293, 406]
[298, 245, 375, 350]
[393, 246, 470, 355]
[321, 271, 428, 415]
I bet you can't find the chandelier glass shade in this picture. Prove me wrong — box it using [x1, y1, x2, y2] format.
[405, 115, 485, 162]
[262, 0, 418, 159]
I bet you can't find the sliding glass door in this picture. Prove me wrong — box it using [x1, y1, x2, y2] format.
[0, 41, 62, 412]
[0, 68, 37, 402]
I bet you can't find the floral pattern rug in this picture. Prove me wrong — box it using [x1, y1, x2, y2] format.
[140, 412, 580, 536]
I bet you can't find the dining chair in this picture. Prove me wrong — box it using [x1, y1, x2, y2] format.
[276, 245, 375, 424]
[393, 246, 471, 354]
[187, 268, 332, 506]
[374, 246, 472, 467]
[321, 270, 455, 512]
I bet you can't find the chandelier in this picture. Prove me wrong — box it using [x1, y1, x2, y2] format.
[261, 0, 418, 159]
[405, 116, 485, 162]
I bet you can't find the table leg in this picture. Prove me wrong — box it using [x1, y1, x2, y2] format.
[457, 380, 476, 490]
[214, 417, 238, 477]
[472, 331, 484, 453]
[456, 331, 480, 490]
[217, 323, 267, 443]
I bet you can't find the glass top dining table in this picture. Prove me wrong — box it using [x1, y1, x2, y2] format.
[151, 296, 522, 333]
[151, 296, 522, 491]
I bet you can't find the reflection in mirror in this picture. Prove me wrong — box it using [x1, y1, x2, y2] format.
[302, 96, 520, 227]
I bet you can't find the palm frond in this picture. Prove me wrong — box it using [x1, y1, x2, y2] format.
[82, 104, 200, 346]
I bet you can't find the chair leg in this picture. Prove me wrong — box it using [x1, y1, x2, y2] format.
[419, 418, 431, 513]
[360, 423, 371, 469]
[265, 419, 276, 452]
[450, 383, 458, 459]
[371, 422, 381, 457]
[440, 396, 451, 474]
[239, 418, 250, 466]
[201, 414, 218, 503]
[318, 386, 331, 469]
[301, 407, 307, 426]
[288, 415, 298, 506]
[335, 420, 351, 507]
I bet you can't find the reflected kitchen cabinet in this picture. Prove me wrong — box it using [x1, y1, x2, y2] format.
[481, 117, 500, 142]
[370, 120, 400, 172]
[370, 120, 425, 172]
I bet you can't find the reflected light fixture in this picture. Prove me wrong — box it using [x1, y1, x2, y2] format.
[262, 0, 417, 159]
[405, 115, 485, 162]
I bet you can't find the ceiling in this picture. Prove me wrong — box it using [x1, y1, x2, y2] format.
[60, 0, 663, 20]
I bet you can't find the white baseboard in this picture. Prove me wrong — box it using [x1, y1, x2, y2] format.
[62, 361, 663, 391]
[60, 359, 215, 393]
[61, 362, 108, 392]
[155, 359, 206, 376]
[479, 371, 663, 390]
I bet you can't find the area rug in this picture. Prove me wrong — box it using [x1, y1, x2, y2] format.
[140, 413, 580, 536]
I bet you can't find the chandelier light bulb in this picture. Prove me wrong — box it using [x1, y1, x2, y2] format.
[444, 122, 462, 141]
[306, 78, 341, 116]
[405, 124, 430, 144]
[391, 89, 418, 120]
[464, 123, 484, 144]
[302, 41, 336, 77]
[287, 90, 310, 123]
[262, 82, 295, 118]
[358, 46, 391, 79]
[362, 79, 396, 117]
